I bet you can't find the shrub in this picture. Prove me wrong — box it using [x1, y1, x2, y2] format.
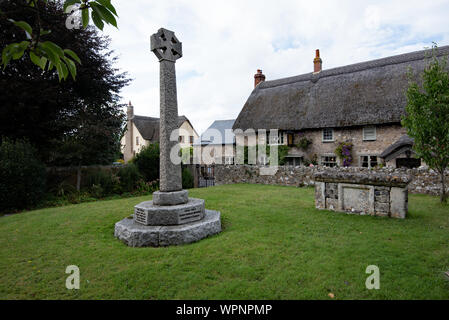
[84, 169, 119, 197]
[182, 168, 194, 189]
[0, 138, 46, 212]
[133, 143, 160, 182]
[296, 137, 312, 150]
[117, 163, 142, 193]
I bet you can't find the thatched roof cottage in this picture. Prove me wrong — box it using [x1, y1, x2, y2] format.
[233, 46, 449, 168]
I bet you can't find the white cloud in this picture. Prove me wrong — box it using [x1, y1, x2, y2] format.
[103, 0, 449, 134]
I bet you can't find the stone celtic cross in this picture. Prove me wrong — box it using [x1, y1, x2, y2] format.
[151, 28, 183, 192]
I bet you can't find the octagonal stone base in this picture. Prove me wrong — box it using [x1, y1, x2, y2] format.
[114, 210, 221, 247]
[134, 198, 205, 226]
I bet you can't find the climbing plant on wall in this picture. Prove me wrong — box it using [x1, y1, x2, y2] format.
[335, 141, 353, 167]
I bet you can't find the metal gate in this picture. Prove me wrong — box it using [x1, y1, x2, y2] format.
[199, 177, 215, 188]
[197, 165, 215, 188]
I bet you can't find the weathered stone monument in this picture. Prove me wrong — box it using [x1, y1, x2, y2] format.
[313, 169, 412, 219]
[114, 28, 221, 247]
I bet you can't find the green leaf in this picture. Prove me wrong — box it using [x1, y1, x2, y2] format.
[91, 10, 104, 31]
[55, 62, 64, 81]
[95, 0, 118, 16]
[82, 7, 89, 28]
[64, 49, 81, 64]
[13, 21, 33, 38]
[60, 61, 69, 80]
[10, 41, 30, 60]
[38, 42, 60, 67]
[2, 46, 12, 69]
[63, 0, 81, 12]
[30, 51, 47, 70]
[40, 41, 64, 58]
[40, 29, 51, 36]
[62, 56, 77, 80]
[91, 2, 117, 28]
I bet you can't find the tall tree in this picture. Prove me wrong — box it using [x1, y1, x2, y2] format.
[403, 46, 449, 204]
[0, 0, 130, 173]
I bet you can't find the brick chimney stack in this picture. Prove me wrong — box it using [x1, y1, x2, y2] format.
[254, 69, 266, 88]
[313, 49, 322, 73]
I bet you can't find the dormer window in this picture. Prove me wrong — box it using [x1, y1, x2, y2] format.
[363, 126, 377, 141]
[322, 128, 334, 142]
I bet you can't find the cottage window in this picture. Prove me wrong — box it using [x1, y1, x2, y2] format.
[258, 155, 268, 165]
[136, 137, 139, 145]
[286, 157, 302, 166]
[321, 155, 337, 167]
[225, 156, 234, 165]
[322, 129, 334, 142]
[361, 156, 378, 168]
[179, 136, 185, 143]
[269, 134, 280, 145]
[189, 136, 194, 144]
[363, 127, 377, 141]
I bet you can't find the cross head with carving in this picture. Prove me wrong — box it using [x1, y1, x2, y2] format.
[150, 28, 182, 62]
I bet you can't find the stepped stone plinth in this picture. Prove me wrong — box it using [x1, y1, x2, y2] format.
[114, 28, 221, 247]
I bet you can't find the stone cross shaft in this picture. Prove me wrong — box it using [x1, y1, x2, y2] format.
[151, 28, 183, 192]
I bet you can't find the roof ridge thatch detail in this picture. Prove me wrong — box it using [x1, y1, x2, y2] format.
[233, 45, 449, 131]
[259, 46, 449, 90]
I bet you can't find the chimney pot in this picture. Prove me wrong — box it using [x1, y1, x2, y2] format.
[254, 69, 266, 88]
[127, 100, 134, 118]
[313, 49, 322, 73]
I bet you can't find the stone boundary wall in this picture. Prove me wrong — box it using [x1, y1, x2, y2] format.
[214, 165, 449, 196]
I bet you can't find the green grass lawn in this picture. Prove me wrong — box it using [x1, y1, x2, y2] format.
[0, 184, 448, 300]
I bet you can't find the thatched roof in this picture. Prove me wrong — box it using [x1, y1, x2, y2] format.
[233, 46, 449, 131]
[380, 135, 415, 161]
[133, 115, 189, 142]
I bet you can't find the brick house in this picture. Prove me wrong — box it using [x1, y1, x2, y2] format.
[121, 101, 199, 163]
[233, 46, 449, 168]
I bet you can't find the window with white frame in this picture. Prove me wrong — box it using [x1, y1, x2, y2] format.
[224, 156, 234, 165]
[136, 136, 139, 145]
[363, 126, 377, 141]
[258, 155, 268, 165]
[322, 128, 334, 142]
[360, 156, 378, 168]
[269, 133, 280, 145]
[321, 155, 337, 167]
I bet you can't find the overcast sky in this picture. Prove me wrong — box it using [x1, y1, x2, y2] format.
[102, 0, 449, 134]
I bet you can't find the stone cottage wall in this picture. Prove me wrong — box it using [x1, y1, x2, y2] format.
[214, 165, 449, 196]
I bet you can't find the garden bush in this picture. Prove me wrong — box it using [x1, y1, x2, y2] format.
[182, 168, 194, 189]
[0, 138, 46, 212]
[133, 143, 160, 182]
[117, 163, 142, 193]
[84, 169, 120, 197]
